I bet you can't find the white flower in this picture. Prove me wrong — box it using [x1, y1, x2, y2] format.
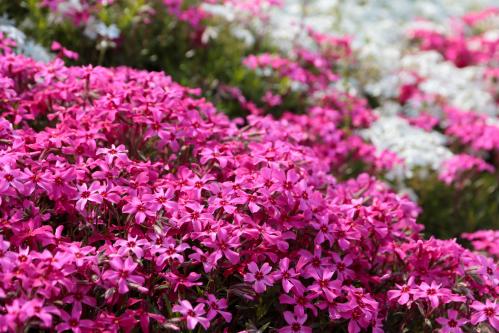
[361, 114, 453, 179]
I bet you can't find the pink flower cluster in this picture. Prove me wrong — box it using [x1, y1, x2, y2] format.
[444, 107, 499, 152]
[0, 31, 497, 333]
[388, 9, 499, 184]
[439, 154, 495, 185]
[462, 230, 499, 259]
[409, 8, 499, 67]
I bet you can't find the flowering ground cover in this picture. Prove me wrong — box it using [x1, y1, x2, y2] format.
[0, 1, 498, 332]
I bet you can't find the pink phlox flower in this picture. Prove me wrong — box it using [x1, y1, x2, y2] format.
[102, 256, 146, 294]
[308, 269, 342, 302]
[55, 303, 93, 333]
[387, 276, 417, 305]
[198, 294, 232, 322]
[202, 227, 240, 264]
[122, 196, 157, 224]
[115, 234, 149, 258]
[278, 309, 312, 333]
[436, 309, 468, 333]
[244, 262, 275, 293]
[172, 300, 210, 331]
[96, 144, 128, 164]
[470, 299, 499, 330]
[273, 257, 300, 293]
[75, 181, 104, 211]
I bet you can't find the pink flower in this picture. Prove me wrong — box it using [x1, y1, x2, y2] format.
[387, 276, 416, 305]
[199, 147, 230, 168]
[0, 165, 25, 193]
[29, 299, 60, 328]
[202, 227, 240, 264]
[262, 91, 282, 107]
[338, 301, 374, 333]
[51, 41, 79, 60]
[63, 285, 96, 309]
[436, 310, 468, 333]
[199, 294, 232, 322]
[273, 258, 300, 293]
[470, 299, 499, 330]
[308, 269, 342, 302]
[55, 304, 93, 333]
[414, 281, 445, 308]
[96, 144, 128, 164]
[279, 281, 317, 316]
[278, 310, 312, 333]
[153, 237, 189, 266]
[115, 235, 149, 258]
[122, 197, 157, 224]
[331, 253, 355, 281]
[311, 215, 335, 245]
[102, 257, 146, 294]
[172, 300, 210, 330]
[244, 262, 275, 293]
[75, 181, 103, 211]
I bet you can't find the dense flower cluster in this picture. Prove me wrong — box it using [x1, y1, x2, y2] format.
[358, 10, 499, 182]
[0, 24, 497, 332]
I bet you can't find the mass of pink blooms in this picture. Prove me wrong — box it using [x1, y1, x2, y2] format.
[409, 7, 499, 68]
[401, 10, 499, 183]
[0, 11, 498, 333]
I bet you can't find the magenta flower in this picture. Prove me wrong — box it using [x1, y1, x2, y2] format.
[29, 299, 60, 328]
[414, 281, 446, 308]
[279, 281, 318, 316]
[189, 246, 218, 273]
[75, 181, 103, 211]
[19, 168, 51, 195]
[153, 237, 189, 266]
[202, 227, 240, 264]
[470, 299, 499, 330]
[311, 214, 335, 245]
[122, 197, 157, 224]
[199, 294, 232, 322]
[308, 269, 342, 302]
[387, 276, 416, 305]
[55, 304, 93, 333]
[49, 168, 77, 199]
[278, 310, 312, 333]
[199, 147, 230, 168]
[145, 187, 177, 211]
[0, 165, 25, 193]
[172, 300, 210, 330]
[102, 257, 146, 294]
[63, 285, 96, 309]
[338, 301, 374, 333]
[273, 258, 300, 293]
[331, 253, 355, 281]
[115, 235, 149, 258]
[436, 310, 468, 333]
[244, 262, 275, 293]
[96, 144, 128, 164]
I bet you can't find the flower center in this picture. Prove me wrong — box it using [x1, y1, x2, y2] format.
[352, 308, 362, 320]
